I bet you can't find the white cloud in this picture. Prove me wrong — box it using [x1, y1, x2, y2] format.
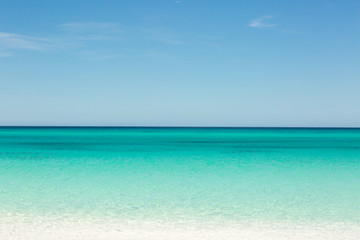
[0, 22, 186, 58]
[0, 32, 46, 50]
[0, 32, 62, 52]
[0, 50, 13, 58]
[249, 16, 277, 28]
[0, 22, 122, 57]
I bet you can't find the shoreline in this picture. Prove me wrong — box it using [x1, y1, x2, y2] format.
[1, 215, 360, 240]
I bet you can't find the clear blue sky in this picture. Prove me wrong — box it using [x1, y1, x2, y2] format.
[1, 0, 359, 126]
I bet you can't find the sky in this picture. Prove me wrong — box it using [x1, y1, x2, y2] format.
[0, 0, 359, 127]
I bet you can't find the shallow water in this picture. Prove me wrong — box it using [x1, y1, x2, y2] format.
[1, 127, 360, 239]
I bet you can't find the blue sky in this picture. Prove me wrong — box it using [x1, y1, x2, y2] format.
[1, 0, 359, 126]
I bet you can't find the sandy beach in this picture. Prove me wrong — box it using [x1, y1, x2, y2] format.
[1, 215, 360, 240]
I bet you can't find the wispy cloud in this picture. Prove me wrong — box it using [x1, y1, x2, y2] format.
[1, 22, 186, 58]
[0, 32, 60, 51]
[0, 22, 122, 57]
[0, 50, 13, 58]
[248, 16, 277, 28]
[60, 22, 123, 40]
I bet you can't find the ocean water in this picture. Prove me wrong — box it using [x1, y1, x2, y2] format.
[0, 127, 359, 239]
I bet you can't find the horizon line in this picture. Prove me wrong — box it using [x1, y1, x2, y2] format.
[0, 126, 359, 129]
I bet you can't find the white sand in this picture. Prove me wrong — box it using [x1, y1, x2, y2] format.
[1, 215, 359, 240]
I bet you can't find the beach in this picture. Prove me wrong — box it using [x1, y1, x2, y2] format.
[1, 216, 360, 240]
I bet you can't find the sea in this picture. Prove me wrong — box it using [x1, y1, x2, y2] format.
[0, 127, 359, 239]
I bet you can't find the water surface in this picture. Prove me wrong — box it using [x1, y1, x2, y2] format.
[1, 127, 359, 239]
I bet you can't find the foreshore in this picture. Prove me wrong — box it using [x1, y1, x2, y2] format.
[1, 215, 359, 240]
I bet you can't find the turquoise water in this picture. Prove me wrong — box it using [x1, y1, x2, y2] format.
[1, 127, 360, 225]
